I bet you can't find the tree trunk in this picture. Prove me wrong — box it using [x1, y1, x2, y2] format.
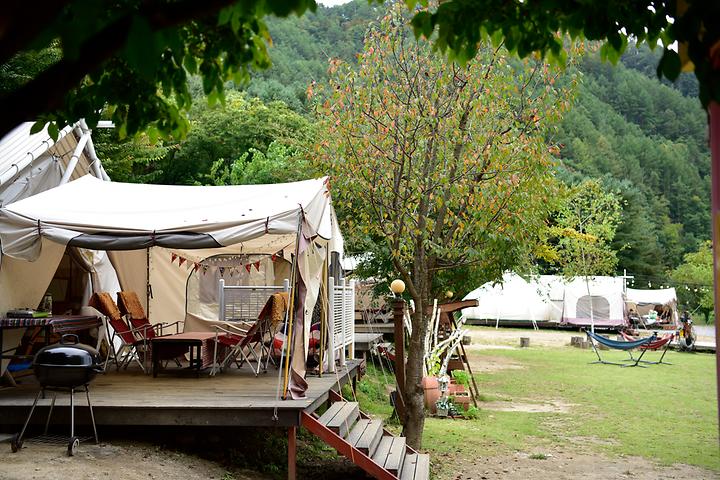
[402, 298, 427, 449]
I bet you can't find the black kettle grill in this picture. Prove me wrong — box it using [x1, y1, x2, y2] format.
[10, 334, 102, 456]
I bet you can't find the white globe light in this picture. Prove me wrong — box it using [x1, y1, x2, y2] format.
[390, 279, 406, 294]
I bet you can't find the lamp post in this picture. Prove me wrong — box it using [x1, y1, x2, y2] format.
[390, 279, 406, 419]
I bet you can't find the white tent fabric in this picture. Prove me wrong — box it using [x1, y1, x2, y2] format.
[463, 273, 626, 328]
[625, 287, 677, 305]
[0, 175, 334, 260]
[462, 273, 561, 324]
[560, 276, 625, 327]
[0, 123, 119, 374]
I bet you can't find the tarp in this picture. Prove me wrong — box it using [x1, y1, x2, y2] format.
[0, 175, 335, 260]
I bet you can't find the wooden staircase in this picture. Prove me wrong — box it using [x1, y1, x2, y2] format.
[301, 391, 430, 480]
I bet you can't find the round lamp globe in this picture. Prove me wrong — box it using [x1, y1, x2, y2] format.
[390, 279, 406, 294]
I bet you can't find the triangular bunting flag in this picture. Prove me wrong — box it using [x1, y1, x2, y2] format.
[202, 264, 209, 275]
[178, 256, 186, 267]
[245, 264, 252, 273]
[219, 267, 226, 277]
[193, 262, 201, 273]
[254, 261, 261, 272]
[171, 252, 177, 264]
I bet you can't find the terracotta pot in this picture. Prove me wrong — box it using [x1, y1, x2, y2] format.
[453, 392, 472, 411]
[448, 383, 466, 395]
[422, 376, 440, 413]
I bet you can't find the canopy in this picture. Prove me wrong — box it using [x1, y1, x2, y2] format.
[625, 287, 677, 305]
[0, 175, 339, 260]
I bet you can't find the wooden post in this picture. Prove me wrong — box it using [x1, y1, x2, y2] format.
[710, 101, 720, 436]
[287, 426, 297, 480]
[393, 297, 406, 419]
[520, 337, 530, 348]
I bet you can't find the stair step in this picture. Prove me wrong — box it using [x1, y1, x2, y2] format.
[322, 402, 359, 438]
[384, 437, 406, 475]
[355, 419, 384, 455]
[346, 419, 370, 446]
[317, 401, 345, 425]
[400, 453, 430, 480]
[371, 436, 393, 466]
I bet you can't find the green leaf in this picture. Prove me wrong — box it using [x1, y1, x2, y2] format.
[47, 122, 59, 141]
[658, 49, 681, 81]
[30, 121, 46, 135]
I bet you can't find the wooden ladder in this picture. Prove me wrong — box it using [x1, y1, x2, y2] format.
[301, 391, 430, 480]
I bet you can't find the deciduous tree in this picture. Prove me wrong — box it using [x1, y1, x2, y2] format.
[314, 5, 574, 448]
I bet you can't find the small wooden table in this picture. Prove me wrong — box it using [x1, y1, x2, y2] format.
[151, 332, 218, 377]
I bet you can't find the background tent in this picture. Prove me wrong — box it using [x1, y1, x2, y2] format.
[0, 121, 120, 375]
[463, 273, 627, 329]
[625, 287, 679, 326]
[462, 273, 562, 327]
[0, 174, 344, 398]
[559, 276, 625, 328]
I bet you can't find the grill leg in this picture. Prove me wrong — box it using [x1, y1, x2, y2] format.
[43, 394, 57, 435]
[18, 389, 44, 443]
[85, 385, 98, 444]
[70, 388, 75, 439]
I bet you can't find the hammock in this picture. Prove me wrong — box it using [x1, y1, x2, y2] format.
[585, 330, 657, 367]
[620, 331, 675, 365]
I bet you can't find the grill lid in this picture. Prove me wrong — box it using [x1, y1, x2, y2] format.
[33, 334, 101, 368]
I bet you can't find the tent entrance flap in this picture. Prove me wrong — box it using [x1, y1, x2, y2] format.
[69, 232, 221, 251]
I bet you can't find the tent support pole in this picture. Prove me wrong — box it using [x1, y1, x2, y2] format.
[709, 101, 720, 436]
[59, 132, 91, 185]
[282, 214, 303, 399]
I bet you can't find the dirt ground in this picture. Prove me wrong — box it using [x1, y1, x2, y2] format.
[0, 441, 268, 480]
[446, 448, 718, 480]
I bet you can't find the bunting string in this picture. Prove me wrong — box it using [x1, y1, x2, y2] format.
[168, 251, 284, 276]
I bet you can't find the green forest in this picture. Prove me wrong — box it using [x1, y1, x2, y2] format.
[90, 1, 711, 315]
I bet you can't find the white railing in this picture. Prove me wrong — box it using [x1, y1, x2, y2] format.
[327, 277, 355, 371]
[218, 279, 290, 322]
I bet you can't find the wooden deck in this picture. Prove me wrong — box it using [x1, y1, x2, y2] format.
[0, 360, 360, 429]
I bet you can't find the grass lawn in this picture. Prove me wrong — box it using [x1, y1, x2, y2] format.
[355, 346, 719, 476]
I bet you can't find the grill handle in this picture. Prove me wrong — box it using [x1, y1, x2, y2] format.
[60, 334, 80, 345]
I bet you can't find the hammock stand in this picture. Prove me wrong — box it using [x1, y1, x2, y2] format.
[620, 331, 676, 365]
[585, 330, 657, 368]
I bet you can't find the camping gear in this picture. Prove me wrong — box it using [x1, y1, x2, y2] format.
[211, 322, 265, 376]
[10, 334, 101, 456]
[117, 291, 181, 339]
[151, 332, 220, 377]
[33, 335, 103, 387]
[620, 331, 675, 365]
[585, 330, 657, 367]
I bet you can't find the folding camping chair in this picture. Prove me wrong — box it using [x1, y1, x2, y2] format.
[620, 331, 676, 365]
[117, 291, 182, 339]
[585, 330, 657, 367]
[210, 313, 278, 376]
[88, 293, 149, 372]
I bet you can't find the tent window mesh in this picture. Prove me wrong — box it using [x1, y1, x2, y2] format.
[577, 295, 610, 320]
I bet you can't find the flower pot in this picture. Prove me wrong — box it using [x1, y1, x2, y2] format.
[422, 376, 440, 413]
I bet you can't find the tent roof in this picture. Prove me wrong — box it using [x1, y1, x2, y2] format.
[625, 287, 677, 305]
[0, 175, 337, 260]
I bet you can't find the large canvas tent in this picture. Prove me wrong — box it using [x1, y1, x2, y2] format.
[0, 130, 344, 398]
[0, 121, 120, 375]
[463, 273, 627, 329]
